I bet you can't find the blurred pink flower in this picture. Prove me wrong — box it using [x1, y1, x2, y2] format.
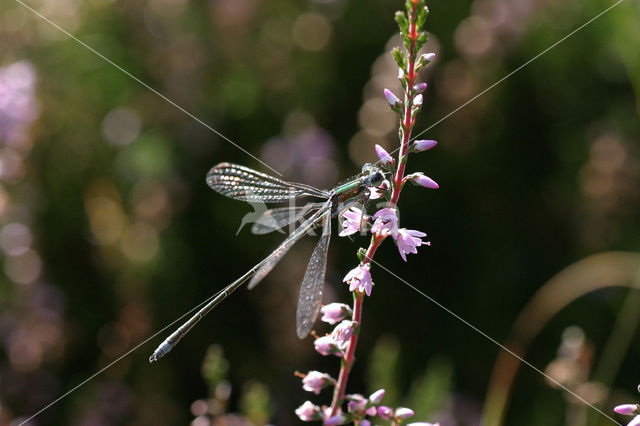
[320, 303, 352, 324]
[296, 401, 320, 421]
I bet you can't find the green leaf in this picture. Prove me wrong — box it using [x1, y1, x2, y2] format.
[415, 32, 429, 52]
[357, 247, 367, 262]
[417, 6, 429, 29]
[394, 11, 409, 33]
[392, 47, 407, 70]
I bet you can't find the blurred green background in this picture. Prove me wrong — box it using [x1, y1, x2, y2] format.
[1, 0, 640, 425]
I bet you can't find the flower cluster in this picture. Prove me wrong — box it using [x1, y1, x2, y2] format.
[614, 385, 640, 426]
[313, 304, 357, 357]
[296, 386, 440, 426]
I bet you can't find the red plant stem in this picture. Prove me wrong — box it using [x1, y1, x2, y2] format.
[329, 1, 421, 415]
[390, 4, 419, 207]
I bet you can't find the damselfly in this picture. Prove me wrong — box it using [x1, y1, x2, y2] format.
[149, 162, 385, 362]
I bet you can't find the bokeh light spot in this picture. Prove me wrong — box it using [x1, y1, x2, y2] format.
[120, 221, 159, 263]
[5, 248, 41, 285]
[102, 107, 141, 147]
[292, 13, 332, 51]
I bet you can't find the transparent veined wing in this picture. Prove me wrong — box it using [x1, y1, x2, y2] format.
[206, 163, 329, 203]
[296, 213, 331, 338]
[247, 201, 330, 290]
[251, 203, 325, 235]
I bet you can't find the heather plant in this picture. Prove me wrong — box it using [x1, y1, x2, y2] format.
[294, 1, 440, 424]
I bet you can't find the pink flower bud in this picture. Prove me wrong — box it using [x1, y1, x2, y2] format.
[347, 394, 367, 414]
[420, 52, 436, 64]
[296, 401, 320, 421]
[629, 416, 640, 426]
[413, 82, 427, 93]
[378, 406, 393, 420]
[320, 303, 352, 324]
[407, 423, 439, 426]
[375, 144, 394, 166]
[384, 88, 401, 108]
[302, 371, 333, 394]
[361, 420, 371, 426]
[369, 389, 385, 404]
[413, 94, 423, 106]
[408, 172, 439, 189]
[412, 139, 437, 152]
[314, 335, 339, 356]
[395, 407, 415, 419]
[615, 404, 639, 416]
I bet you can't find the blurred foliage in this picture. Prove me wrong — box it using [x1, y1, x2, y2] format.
[0, 0, 639, 424]
[367, 335, 453, 423]
[193, 344, 271, 425]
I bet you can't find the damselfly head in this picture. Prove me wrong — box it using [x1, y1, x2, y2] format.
[361, 163, 386, 187]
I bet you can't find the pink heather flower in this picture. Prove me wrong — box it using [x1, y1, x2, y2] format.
[407, 423, 440, 426]
[343, 264, 373, 296]
[616, 405, 640, 416]
[347, 394, 367, 414]
[413, 94, 423, 106]
[331, 320, 356, 348]
[339, 207, 365, 237]
[369, 179, 390, 200]
[378, 406, 393, 420]
[314, 335, 340, 356]
[413, 82, 427, 93]
[384, 88, 401, 108]
[407, 172, 439, 189]
[369, 389, 385, 405]
[412, 139, 437, 152]
[366, 406, 377, 416]
[296, 401, 320, 421]
[371, 208, 399, 237]
[302, 371, 334, 394]
[324, 414, 346, 425]
[395, 407, 415, 419]
[361, 420, 371, 426]
[375, 144, 394, 166]
[320, 303, 352, 324]
[396, 228, 429, 262]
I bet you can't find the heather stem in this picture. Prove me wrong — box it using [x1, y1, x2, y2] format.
[328, 0, 424, 416]
[390, 0, 420, 206]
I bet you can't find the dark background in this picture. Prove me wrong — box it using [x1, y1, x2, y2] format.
[1, 0, 640, 425]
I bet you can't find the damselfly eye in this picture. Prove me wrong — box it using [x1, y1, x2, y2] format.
[369, 171, 384, 187]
